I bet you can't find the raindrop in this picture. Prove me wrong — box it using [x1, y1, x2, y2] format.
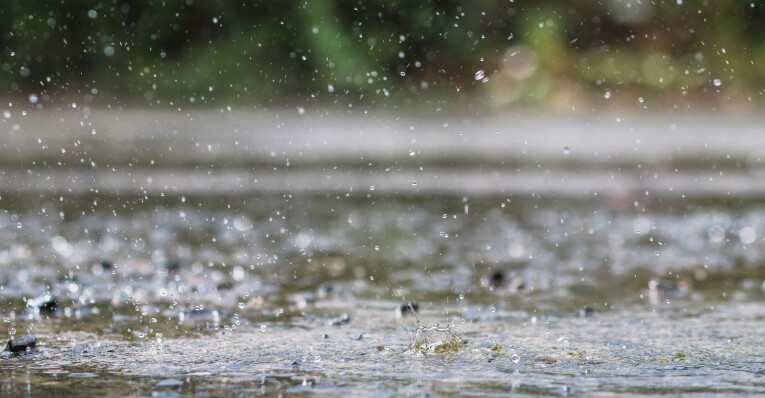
[28, 94, 38, 104]
[713, 78, 722, 87]
[474, 70, 485, 80]
[511, 353, 520, 363]
[87, 9, 98, 19]
[562, 146, 570, 155]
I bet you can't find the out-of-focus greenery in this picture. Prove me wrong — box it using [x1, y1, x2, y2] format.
[2, 0, 764, 110]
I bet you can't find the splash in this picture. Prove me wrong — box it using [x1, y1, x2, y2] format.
[407, 324, 463, 354]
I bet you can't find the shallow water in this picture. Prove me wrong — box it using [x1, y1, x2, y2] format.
[1, 111, 765, 396]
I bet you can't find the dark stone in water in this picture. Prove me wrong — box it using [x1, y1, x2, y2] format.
[27, 295, 58, 316]
[166, 262, 182, 272]
[6, 334, 36, 353]
[328, 313, 351, 326]
[216, 280, 235, 291]
[39, 297, 58, 315]
[398, 302, 419, 317]
[317, 283, 336, 299]
[489, 271, 505, 288]
[100, 260, 114, 270]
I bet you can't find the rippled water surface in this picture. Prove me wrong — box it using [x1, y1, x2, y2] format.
[1, 111, 765, 396]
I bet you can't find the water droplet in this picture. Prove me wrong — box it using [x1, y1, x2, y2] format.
[28, 94, 38, 104]
[327, 84, 334, 93]
[713, 78, 722, 87]
[260, 324, 267, 333]
[411, 180, 417, 186]
[511, 353, 520, 363]
[87, 9, 98, 19]
[474, 70, 485, 80]
[603, 91, 611, 99]
[563, 146, 570, 155]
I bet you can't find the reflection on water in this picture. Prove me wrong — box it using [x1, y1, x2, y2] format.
[1, 112, 765, 395]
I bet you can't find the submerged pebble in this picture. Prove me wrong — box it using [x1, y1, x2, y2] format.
[328, 313, 351, 327]
[489, 271, 504, 289]
[27, 295, 57, 316]
[398, 302, 419, 318]
[6, 334, 36, 353]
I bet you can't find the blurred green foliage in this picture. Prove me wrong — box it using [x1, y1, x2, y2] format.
[1, 0, 764, 110]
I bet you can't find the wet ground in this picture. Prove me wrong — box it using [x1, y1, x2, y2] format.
[1, 110, 765, 396]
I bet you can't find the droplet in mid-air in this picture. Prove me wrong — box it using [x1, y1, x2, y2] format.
[563, 146, 570, 155]
[474, 70, 485, 80]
